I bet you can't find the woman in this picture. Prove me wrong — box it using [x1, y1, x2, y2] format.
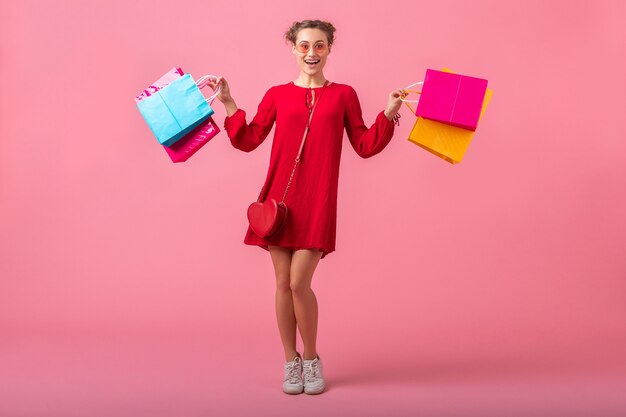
[208, 20, 404, 395]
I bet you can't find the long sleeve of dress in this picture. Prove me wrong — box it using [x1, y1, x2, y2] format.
[224, 87, 276, 152]
[344, 86, 395, 158]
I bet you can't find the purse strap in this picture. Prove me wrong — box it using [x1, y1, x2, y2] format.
[257, 80, 331, 204]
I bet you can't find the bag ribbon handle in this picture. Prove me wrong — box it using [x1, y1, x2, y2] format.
[195, 75, 222, 105]
[400, 81, 423, 114]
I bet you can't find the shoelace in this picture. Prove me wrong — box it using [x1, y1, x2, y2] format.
[303, 359, 320, 383]
[285, 358, 302, 383]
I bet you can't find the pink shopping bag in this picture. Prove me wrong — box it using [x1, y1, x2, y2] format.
[134, 67, 185, 103]
[135, 67, 220, 162]
[415, 69, 488, 131]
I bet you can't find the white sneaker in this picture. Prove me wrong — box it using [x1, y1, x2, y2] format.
[283, 353, 304, 394]
[303, 354, 325, 394]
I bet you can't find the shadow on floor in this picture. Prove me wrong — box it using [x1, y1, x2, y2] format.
[326, 352, 602, 389]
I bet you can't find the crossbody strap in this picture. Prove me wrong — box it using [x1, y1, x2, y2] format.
[256, 80, 331, 204]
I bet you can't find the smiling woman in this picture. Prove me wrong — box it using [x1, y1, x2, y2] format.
[206, 19, 405, 396]
[285, 20, 335, 79]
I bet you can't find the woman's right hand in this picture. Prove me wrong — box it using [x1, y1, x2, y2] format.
[207, 76, 233, 104]
[207, 76, 238, 116]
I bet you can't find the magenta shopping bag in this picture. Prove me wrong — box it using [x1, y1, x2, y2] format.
[163, 117, 220, 162]
[135, 67, 221, 162]
[415, 69, 488, 131]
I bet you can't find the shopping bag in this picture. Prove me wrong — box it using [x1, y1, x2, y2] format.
[134, 67, 184, 103]
[135, 68, 221, 162]
[136, 73, 215, 147]
[163, 117, 220, 162]
[404, 68, 493, 164]
[415, 69, 488, 131]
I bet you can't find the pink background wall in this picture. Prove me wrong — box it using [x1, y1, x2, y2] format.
[1, 0, 625, 415]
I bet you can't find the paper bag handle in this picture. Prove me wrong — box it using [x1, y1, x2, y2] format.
[399, 81, 423, 114]
[196, 74, 221, 104]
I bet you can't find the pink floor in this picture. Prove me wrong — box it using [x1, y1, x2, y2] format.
[2, 324, 625, 417]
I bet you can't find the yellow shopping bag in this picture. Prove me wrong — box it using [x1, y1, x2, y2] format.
[403, 68, 493, 164]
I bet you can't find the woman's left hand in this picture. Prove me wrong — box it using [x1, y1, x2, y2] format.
[384, 89, 405, 121]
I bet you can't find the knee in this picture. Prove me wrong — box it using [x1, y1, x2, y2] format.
[289, 278, 310, 295]
[275, 272, 291, 292]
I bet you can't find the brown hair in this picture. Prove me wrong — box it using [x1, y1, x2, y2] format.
[284, 20, 336, 46]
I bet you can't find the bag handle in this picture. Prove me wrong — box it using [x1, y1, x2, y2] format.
[256, 80, 332, 204]
[280, 81, 331, 204]
[195, 74, 222, 105]
[400, 81, 423, 114]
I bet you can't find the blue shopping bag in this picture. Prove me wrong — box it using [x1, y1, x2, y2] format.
[136, 73, 215, 147]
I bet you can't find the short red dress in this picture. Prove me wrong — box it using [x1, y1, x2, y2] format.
[224, 81, 395, 259]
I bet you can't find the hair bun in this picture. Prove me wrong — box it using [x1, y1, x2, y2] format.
[284, 20, 336, 46]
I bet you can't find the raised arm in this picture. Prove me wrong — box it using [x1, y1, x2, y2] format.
[344, 86, 396, 159]
[209, 76, 276, 152]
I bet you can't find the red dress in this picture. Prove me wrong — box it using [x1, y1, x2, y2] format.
[224, 82, 395, 259]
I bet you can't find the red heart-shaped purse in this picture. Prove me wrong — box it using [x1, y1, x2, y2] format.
[247, 198, 288, 238]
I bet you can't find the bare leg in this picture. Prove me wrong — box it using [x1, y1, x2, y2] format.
[290, 249, 323, 360]
[269, 245, 298, 361]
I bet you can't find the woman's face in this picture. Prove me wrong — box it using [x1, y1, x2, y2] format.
[292, 28, 331, 76]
